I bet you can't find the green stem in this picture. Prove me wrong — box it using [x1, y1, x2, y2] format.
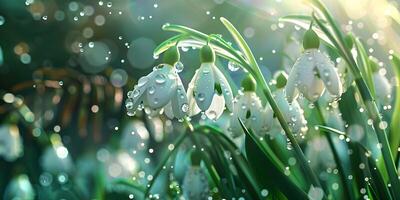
[309, 0, 400, 196]
[315, 102, 355, 200]
[143, 130, 188, 198]
[252, 67, 322, 189]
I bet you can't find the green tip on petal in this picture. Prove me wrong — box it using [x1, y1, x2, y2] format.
[303, 29, 320, 50]
[190, 150, 202, 166]
[200, 44, 215, 63]
[163, 45, 180, 66]
[274, 71, 288, 89]
[241, 74, 256, 92]
[369, 57, 380, 73]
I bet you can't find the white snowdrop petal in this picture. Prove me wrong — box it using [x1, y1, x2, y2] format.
[316, 52, 342, 97]
[373, 73, 392, 104]
[285, 65, 299, 103]
[274, 90, 306, 133]
[194, 63, 215, 111]
[296, 51, 325, 102]
[146, 65, 177, 109]
[164, 102, 175, 119]
[187, 69, 201, 116]
[213, 65, 234, 111]
[205, 94, 225, 120]
[171, 78, 189, 119]
[126, 72, 153, 113]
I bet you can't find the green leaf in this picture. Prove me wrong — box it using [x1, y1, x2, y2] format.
[157, 24, 248, 69]
[220, 17, 257, 69]
[317, 125, 393, 199]
[154, 35, 242, 65]
[351, 36, 375, 97]
[389, 54, 400, 157]
[239, 119, 308, 199]
[143, 132, 188, 198]
[279, 15, 334, 48]
[196, 125, 263, 199]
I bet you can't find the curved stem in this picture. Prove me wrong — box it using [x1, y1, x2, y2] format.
[252, 67, 322, 189]
[314, 102, 355, 200]
[143, 128, 189, 198]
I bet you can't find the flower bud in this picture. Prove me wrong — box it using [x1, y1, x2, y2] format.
[241, 74, 256, 92]
[303, 29, 320, 50]
[274, 71, 288, 89]
[163, 46, 180, 66]
[200, 44, 215, 63]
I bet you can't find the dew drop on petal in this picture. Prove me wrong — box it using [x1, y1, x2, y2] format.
[137, 76, 148, 87]
[181, 103, 189, 113]
[228, 61, 240, 71]
[197, 93, 205, 102]
[175, 62, 184, 73]
[155, 74, 166, 84]
[148, 86, 155, 95]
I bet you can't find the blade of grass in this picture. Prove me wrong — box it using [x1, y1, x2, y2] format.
[317, 125, 393, 199]
[239, 119, 309, 199]
[389, 54, 400, 158]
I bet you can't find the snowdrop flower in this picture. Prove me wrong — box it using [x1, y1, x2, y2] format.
[274, 72, 307, 136]
[187, 44, 233, 120]
[370, 57, 392, 105]
[125, 46, 189, 119]
[286, 28, 342, 103]
[182, 151, 209, 200]
[229, 75, 273, 138]
[0, 124, 23, 162]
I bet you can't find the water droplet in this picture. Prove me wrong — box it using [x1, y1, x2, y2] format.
[207, 110, 217, 120]
[181, 103, 189, 113]
[127, 91, 133, 98]
[200, 112, 207, 120]
[228, 61, 240, 71]
[106, 2, 112, 7]
[133, 89, 140, 98]
[125, 100, 134, 109]
[197, 93, 205, 101]
[379, 121, 388, 130]
[137, 76, 148, 87]
[148, 86, 155, 95]
[88, 42, 94, 48]
[175, 62, 184, 73]
[155, 74, 166, 84]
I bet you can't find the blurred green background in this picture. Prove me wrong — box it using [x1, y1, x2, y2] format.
[1, 0, 400, 199]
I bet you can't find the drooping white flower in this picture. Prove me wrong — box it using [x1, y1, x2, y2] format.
[125, 46, 189, 119]
[372, 71, 392, 105]
[229, 75, 273, 138]
[274, 89, 307, 136]
[187, 44, 233, 120]
[0, 124, 23, 162]
[286, 29, 342, 103]
[274, 72, 307, 136]
[182, 166, 210, 200]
